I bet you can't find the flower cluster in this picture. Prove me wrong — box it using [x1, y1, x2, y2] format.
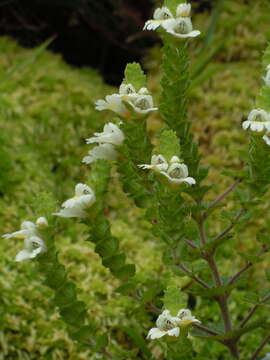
[82, 122, 124, 164]
[143, 2, 200, 39]
[138, 154, 196, 185]
[54, 183, 96, 218]
[242, 64, 270, 145]
[95, 83, 157, 118]
[2, 217, 48, 261]
[242, 109, 270, 145]
[147, 308, 200, 340]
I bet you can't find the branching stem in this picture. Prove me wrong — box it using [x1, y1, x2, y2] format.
[240, 293, 270, 328]
[250, 333, 270, 360]
[207, 179, 241, 212]
[177, 261, 211, 289]
[192, 323, 220, 336]
[229, 245, 268, 286]
[213, 209, 245, 244]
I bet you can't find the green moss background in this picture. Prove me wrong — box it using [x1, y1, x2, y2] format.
[1, 0, 270, 359]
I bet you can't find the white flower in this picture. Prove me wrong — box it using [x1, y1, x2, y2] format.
[95, 94, 130, 117]
[54, 183, 96, 218]
[119, 83, 136, 96]
[177, 309, 200, 326]
[242, 109, 270, 132]
[162, 17, 200, 38]
[170, 155, 182, 163]
[2, 221, 37, 240]
[176, 3, 191, 17]
[263, 65, 270, 87]
[138, 154, 168, 172]
[263, 134, 270, 146]
[143, 7, 173, 31]
[86, 123, 124, 146]
[147, 310, 181, 340]
[35, 217, 48, 228]
[161, 162, 196, 185]
[82, 144, 119, 164]
[15, 236, 47, 262]
[128, 94, 158, 115]
[96, 85, 157, 117]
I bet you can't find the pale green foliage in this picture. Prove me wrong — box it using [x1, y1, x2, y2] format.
[163, 286, 187, 316]
[123, 62, 146, 91]
[163, 0, 184, 13]
[159, 129, 182, 161]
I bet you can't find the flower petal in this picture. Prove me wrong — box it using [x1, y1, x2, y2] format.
[147, 328, 167, 339]
[167, 327, 180, 337]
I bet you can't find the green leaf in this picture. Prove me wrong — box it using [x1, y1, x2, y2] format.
[102, 253, 126, 272]
[257, 233, 270, 245]
[163, 0, 183, 12]
[95, 333, 109, 352]
[159, 128, 181, 161]
[256, 86, 270, 112]
[54, 282, 77, 307]
[71, 324, 98, 342]
[59, 301, 87, 327]
[266, 269, 270, 282]
[116, 281, 136, 294]
[163, 286, 187, 316]
[95, 237, 119, 258]
[262, 43, 270, 68]
[112, 264, 136, 280]
[117, 326, 152, 359]
[44, 264, 67, 290]
[124, 62, 146, 91]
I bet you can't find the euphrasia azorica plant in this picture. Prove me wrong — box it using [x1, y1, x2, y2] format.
[3, 1, 270, 359]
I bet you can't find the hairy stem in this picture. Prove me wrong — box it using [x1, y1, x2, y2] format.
[192, 323, 220, 336]
[196, 214, 237, 356]
[229, 245, 268, 285]
[213, 209, 245, 244]
[177, 261, 210, 289]
[240, 293, 270, 328]
[183, 238, 198, 249]
[251, 333, 270, 360]
[207, 179, 241, 211]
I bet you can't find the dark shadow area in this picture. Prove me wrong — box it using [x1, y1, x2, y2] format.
[0, 0, 212, 85]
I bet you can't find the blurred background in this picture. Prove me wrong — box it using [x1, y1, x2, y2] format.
[0, 0, 211, 84]
[1, 0, 270, 359]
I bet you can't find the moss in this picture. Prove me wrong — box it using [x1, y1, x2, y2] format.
[1, 0, 270, 358]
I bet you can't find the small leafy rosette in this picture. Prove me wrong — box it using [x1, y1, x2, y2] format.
[147, 308, 200, 340]
[83, 123, 124, 164]
[2, 217, 48, 262]
[242, 109, 270, 132]
[54, 183, 96, 218]
[143, 2, 200, 39]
